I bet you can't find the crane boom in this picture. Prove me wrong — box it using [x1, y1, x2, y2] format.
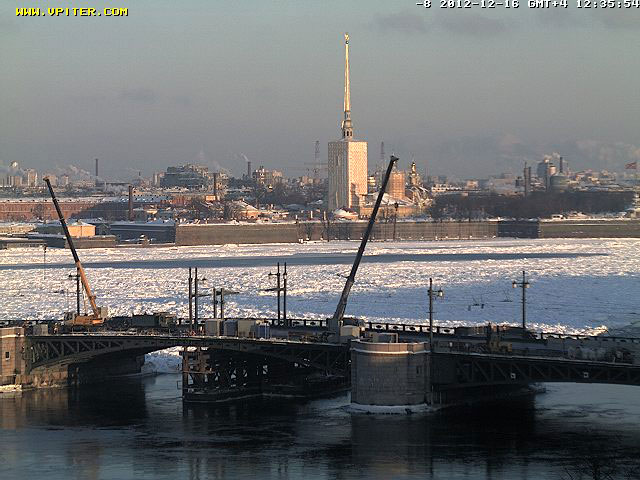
[330, 155, 398, 332]
[44, 177, 101, 321]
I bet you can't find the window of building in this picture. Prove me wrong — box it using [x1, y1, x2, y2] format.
[5, 351, 10, 360]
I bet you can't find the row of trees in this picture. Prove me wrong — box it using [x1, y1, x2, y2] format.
[429, 191, 635, 221]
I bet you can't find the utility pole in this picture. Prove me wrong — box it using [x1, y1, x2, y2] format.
[43, 245, 47, 283]
[188, 268, 193, 333]
[392, 202, 399, 241]
[512, 270, 530, 331]
[212, 287, 237, 320]
[194, 267, 199, 330]
[428, 278, 444, 351]
[283, 262, 288, 327]
[267, 263, 282, 324]
[219, 288, 225, 320]
[276, 263, 281, 321]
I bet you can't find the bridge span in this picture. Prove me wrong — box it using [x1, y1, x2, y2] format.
[7, 326, 639, 406]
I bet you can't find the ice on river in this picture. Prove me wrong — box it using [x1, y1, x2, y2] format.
[1, 238, 639, 335]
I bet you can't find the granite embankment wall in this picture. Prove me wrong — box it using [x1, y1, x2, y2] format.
[499, 219, 640, 238]
[123, 219, 640, 247]
[175, 221, 498, 246]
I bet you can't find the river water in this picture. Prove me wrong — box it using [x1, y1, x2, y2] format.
[1, 375, 640, 480]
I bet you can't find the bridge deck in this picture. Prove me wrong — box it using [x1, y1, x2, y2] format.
[25, 334, 349, 375]
[434, 351, 640, 388]
[23, 332, 640, 388]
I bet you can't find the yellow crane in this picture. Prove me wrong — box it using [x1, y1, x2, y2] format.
[44, 177, 105, 328]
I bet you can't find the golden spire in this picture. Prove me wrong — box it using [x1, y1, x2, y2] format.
[341, 32, 353, 140]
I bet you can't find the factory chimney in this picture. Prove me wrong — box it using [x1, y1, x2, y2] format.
[213, 172, 219, 200]
[247, 161, 252, 181]
[128, 185, 134, 221]
[523, 163, 531, 197]
[559, 156, 564, 174]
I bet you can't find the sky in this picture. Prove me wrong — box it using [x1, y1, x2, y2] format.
[1, 0, 639, 180]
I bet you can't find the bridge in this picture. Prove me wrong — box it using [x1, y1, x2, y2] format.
[25, 333, 348, 376]
[14, 321, 640, 406]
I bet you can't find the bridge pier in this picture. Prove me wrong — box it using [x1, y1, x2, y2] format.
[350, 341, 534, 410]
[1, 327, 26, 387]
[180, 345, 349, 402]
[3, 328, 148, 389]
[351, 341, 431, 409]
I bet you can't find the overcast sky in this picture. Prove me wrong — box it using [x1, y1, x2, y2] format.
[1, 0, 639, 180]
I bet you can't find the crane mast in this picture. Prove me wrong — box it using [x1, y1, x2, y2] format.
[330, 155, 398, 333]
[44, 177, 103, 326]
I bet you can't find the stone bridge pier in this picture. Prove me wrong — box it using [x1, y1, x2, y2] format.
[351, 342, 431, 407]
[2, 327, 146, 388]
[350, 340, 640, 410]
[1, 327, 25, 387]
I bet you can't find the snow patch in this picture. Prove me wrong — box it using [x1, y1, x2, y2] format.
[143, 347, 182, 374]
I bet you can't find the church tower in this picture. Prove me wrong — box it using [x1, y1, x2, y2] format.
[328, 33, 368, 212]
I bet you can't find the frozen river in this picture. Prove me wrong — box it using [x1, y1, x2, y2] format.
[2, 238, 640, 479]
[1, 238, 639, 333]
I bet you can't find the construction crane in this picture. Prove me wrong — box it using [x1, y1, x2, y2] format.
[44, 177, 105, 328]
[329, 155, 398, 334]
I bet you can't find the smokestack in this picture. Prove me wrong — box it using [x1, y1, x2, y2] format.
[128, 185, 134, 221]
[95, 158, 99, 178]
[213, 172, 218, 199]
[545, 164, 551, 191]
[559, 156, 564, 174]
[247, 161, 252, 181]
[523, 163, 530, 197]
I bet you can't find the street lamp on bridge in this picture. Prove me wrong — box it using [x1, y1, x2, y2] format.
[512, 270, 530, 331]
[428, 278, 444, 351]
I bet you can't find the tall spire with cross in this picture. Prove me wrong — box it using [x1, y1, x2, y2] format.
[341, 33, 353, 140]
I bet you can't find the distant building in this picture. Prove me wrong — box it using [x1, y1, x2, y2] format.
[328, 33, 368, 212]
[252, 166, 283, 189]
[160, 164, 210, 189]
[430, 184, 462, 195]
[25, 169, 38, 187]
[36, 220, 96, 237]
[408, 162, 421, 188]
[386, 168, 406, 200]
[0, 198, 98, 221]
[229, 201, 259, 220]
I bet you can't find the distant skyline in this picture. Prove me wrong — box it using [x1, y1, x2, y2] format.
[2, 1, 639, 180]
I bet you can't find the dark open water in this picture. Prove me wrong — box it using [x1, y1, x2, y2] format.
[1, 375, 640, 479]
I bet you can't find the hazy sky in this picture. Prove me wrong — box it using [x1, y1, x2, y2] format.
[2, 0, 639, 179]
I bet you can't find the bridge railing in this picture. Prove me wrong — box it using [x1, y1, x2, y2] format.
[13, 316, 640, 346]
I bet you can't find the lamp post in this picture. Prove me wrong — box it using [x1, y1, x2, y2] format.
[428, 277, 444, 351]
[188, 268, 193, 332]
[267, 263, 282, 323]
[194, 272, 207, 331]
[512, 270, 530, 331]
[283, 262, 288, 327]
[43, 245, 47, 283]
